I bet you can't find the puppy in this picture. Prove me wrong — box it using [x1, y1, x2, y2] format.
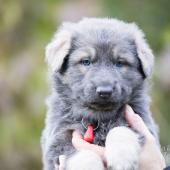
[41, 18, 159, 170]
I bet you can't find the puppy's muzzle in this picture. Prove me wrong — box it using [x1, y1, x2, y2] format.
[96, 86, 113, 99]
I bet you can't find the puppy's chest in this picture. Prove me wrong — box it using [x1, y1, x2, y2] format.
[92, 120, 126, 146]
[90, 121, 113, 146]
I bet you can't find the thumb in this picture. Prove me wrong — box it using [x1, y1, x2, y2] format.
[125, 105, 154, 140]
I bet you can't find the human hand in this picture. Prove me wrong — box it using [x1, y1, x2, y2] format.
[125, 105, 166, 170]
[57, 105, 166, 170]
[56, 132, 105, 170]
[72, 130, 106, 165]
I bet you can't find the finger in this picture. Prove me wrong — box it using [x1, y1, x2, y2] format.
[90, 144, 106, 161]
[72, 130, 88, 149]
[58, 155, 66, 170]
[72, 130, 83, 139]
[72, 131, 97, 150]
[72, 131, 106, 161]
[125, 105, 154, 140]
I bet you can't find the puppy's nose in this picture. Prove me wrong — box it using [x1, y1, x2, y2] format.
[96, 86, 113, 99]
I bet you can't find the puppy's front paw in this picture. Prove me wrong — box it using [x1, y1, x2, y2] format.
[66, 150, 105, 170]
[105, 127, 141, 170]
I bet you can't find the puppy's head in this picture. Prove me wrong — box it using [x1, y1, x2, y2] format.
[46, 18, 154, 116]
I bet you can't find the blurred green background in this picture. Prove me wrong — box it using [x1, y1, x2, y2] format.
[0, 0, 170, 169]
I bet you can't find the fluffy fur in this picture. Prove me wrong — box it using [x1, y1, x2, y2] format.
[41, 18, 159, 170]
[105, 127, 141, 170]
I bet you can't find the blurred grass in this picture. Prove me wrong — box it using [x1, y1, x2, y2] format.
[0, 0, 170, 169]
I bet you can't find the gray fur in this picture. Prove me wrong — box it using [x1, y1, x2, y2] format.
[41, 18, 158, 170]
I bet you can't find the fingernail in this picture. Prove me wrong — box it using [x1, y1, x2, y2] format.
[72, 130, 78, 136]
[126, 105, 134, 116]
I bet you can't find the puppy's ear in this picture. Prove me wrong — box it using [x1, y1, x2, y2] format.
[45, 30, 72, 72]
[134, 32, 154, 78]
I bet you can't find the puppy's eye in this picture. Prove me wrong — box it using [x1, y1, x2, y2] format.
[115, 61, 124, 68]
[81, 58, 91, 66]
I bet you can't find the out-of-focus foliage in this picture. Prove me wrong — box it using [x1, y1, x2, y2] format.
[102, 0, 170, 51]
[0, 0, 170, 169]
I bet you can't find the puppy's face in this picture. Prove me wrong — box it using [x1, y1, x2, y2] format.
[64, 34, 143, 111]
[46, 18, 154, 117]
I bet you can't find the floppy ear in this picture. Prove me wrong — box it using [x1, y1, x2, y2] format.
[45, 30, 72, 72]
[135, 34, 154, 78]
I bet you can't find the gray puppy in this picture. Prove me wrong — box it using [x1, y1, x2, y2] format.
[41, 18, 159, 170]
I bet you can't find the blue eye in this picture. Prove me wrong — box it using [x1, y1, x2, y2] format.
[81, 59, 91, 66]
[115, 61, 123, 68]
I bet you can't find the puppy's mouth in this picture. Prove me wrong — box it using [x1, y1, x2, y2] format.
[88, 101, 116, 111]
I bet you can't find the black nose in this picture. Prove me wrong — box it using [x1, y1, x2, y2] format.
[96, 86, 113, 99]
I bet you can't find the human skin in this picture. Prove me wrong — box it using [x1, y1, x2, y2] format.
[125, 106, 165, 170]
[57, 105, 166, 170]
